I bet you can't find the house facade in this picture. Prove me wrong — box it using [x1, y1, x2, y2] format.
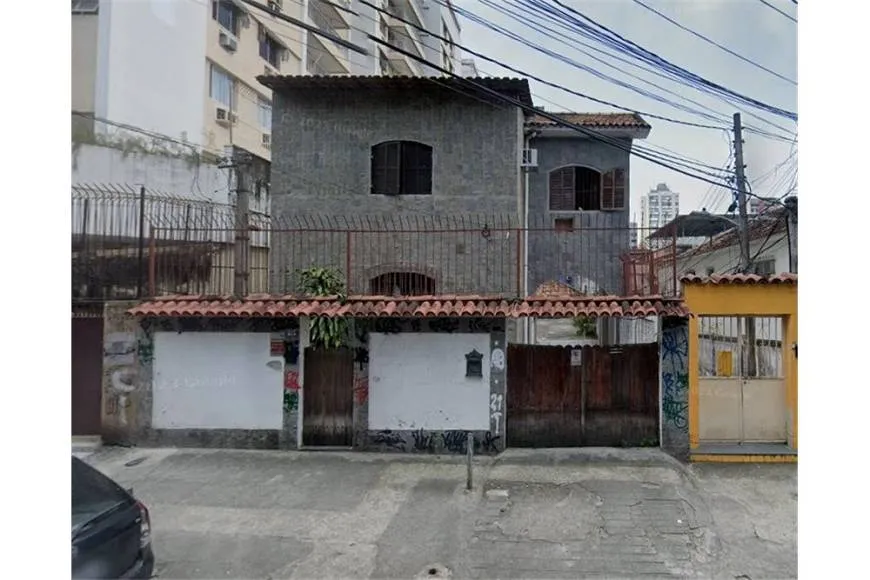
[260, 75, 531, 296]
[525, 113, 651, 297]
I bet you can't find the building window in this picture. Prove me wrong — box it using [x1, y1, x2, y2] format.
[212, 0, 241, 36]
[209, 64, 236, 109]
[258, 24, 282, 68]
[548, 166, 626, 211]
[257, 99, 272, 131]
[371, 141, 433, 195]
[369, 272, 436, 296]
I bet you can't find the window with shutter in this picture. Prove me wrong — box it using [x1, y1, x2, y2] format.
[371, 141, 432, 195]
[549, 167, 575, 211]
[601, 168, 626, 210]
[549, 166, 602, 211]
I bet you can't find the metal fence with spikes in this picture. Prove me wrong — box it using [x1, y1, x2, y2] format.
[71, 183, 689, 300]
[145, 212, 682, 299]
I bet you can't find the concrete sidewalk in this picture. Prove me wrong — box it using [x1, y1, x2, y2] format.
[80, 447, 796, 579]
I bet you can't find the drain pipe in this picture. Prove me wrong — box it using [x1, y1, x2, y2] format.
[523, 130, 539, 344]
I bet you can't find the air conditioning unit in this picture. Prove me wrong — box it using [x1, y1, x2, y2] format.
[215, 106, 236, 126]
[521, 148, 538, 168]
[219, 31, 238, 52]
[262, 133, 272, 148]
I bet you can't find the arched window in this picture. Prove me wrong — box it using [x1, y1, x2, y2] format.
[548, 166, 626, 211]
[371, 141, 433, 195]
[370, 272, 436, 296]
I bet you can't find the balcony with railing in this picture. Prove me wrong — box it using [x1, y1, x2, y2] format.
[307, 0, 351, 73]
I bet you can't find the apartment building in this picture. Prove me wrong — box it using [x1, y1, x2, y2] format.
[640, 183, 680, 247]
[73, 1, 468, 164]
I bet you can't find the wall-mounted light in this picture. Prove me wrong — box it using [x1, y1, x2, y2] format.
[465, 349, 483, 378]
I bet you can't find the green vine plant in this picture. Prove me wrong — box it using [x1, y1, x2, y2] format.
[297, 267, 348, 350]
[573, 316, 598, 339]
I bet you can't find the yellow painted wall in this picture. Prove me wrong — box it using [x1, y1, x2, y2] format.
[683, 281, 798, 456]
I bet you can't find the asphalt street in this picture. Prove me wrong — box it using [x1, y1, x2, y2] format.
[79, 447, 796, 579]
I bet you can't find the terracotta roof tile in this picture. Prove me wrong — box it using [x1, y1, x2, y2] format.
[526, 112, 651, 129]
[128, 294, 689, 319]
[680, 273, 797, 285]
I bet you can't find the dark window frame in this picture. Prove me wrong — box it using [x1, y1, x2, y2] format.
[369, 272, 437, 296]
[213, 0, 241, 36]
[548, 166, 626, 211]
[258, 24, 282, 68]
[370, 141, 433, 196]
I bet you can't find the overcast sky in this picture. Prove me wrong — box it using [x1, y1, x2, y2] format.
[456, 0, 798, 220]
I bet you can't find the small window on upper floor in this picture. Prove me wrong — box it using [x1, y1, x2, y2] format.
[371, 141, 433, 195]
[549, 166, 626, 211]
[258, 24, 282, 69]
[213, 0, 241, 36]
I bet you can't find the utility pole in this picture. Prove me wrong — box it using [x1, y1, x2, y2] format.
[732, 113, 757, 378]
[227, 146, 251, 297]
[785, 196, 798, 273]
[733, 113, 751, 273]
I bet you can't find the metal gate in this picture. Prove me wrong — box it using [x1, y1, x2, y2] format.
[71, 312, 104, 436]
[302, 347, 355, 447]
[697, 316, 788, 444]
[507, 343, 659, 447]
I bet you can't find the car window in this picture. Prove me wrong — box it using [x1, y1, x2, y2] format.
[72, 458, 129, 529]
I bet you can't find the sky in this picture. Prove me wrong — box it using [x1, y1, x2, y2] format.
[454, 0, 798, 221]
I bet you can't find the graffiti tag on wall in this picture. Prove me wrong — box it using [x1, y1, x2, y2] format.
[490, 393, 504, 434]
[661, 324, 689, 433]
[283, 368, 300, 413]
[353, 376, 369, 405]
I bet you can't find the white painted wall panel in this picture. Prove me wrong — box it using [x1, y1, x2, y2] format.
[369, 333, 490, 430]
[96, 0, 208, 145]
[152, 332, 283, 429]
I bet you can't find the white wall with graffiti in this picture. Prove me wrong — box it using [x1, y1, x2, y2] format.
[151, 331, 284, 429]
[368, 332, 492, 431]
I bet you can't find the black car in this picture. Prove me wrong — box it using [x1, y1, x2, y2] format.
[72, 456, 155, 579]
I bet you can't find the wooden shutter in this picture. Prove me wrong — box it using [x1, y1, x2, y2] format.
[601, 168, 626, 210]
[371, 142, 401, 195]
[549, 167, 575, 211]
[401, 142, 433, 195]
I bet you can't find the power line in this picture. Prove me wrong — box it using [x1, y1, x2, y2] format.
[758, 0, 798, 23]
[365, 34, 733, 190]
[629, 0, 796, 85]
[251, 0, 734, 177]
[445, 0, 796, 142]
[539, 0, 797, 120]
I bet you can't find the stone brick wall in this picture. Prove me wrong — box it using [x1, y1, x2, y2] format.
[269, 88, 524, 295]
[660, 317, 689, 458]
[526, 136, 633, 295]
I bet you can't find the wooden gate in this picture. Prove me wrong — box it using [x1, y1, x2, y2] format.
[507, 343, 659, 447]
[302, 347, 355, 447]
[71, 315, 104, 436]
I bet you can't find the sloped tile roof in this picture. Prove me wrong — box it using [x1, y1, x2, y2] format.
[526, 112, 650, 128]
[680, 273, 797, 285]
[128, 294, 689, 318]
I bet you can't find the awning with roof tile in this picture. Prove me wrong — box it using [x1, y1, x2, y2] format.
[127, 293, 690, 319]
